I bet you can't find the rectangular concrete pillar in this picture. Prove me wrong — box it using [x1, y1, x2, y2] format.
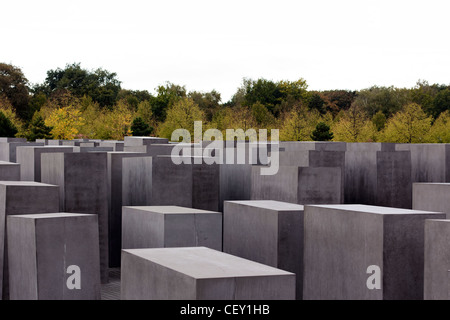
[424, 219, 450, 300]
[0, 142, 44, 162]
[303, 204, 445, 300]
[7, 213, 101, 300]
[251, 166, 342, 205]
[0, 161, 20, 181]
[41, 152, 109, 283]
[413, 183, 450, 218]
[0, 181, 59, 300]
[16, 146, 74, 182]
[121, 247, 295, 300]
[122, 206, 222, 251]
[223, 200, 304, 299]
[345, 143, 412, 208]
[99, 141, 124, 152]
[107, 152, 153, 268]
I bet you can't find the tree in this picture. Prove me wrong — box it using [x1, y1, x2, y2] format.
[372, 110, 387, 131]
[354, 86, 410, 118]
[0, 111, 18, 137]
[251, 102, 274, 126]
[188, 90, 221, 121]
[382, 103, 432, 143]
[131, 117, 153, 136]
[427, 110, 450, 143]
[0, 63, 30, 119]
[158, 98, 205, 140]
[311, 122, 334, 141]
[151, 82, 186, 122]
[332, 104, 377, 142]
[281, 105, 321, 141]
[41, 63, 121, 108]
[26, 113, 53, 141]
[45, 106, 85, 140]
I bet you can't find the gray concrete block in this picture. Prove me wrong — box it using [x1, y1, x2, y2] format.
[7, 213, 101, 300]
[223, 200, 304, 299]
[122, 156, 153, 207]
[99, 141, 124, 152]
[122, 206, 222, 251]
[280, 141, 347, 152]
[16, 146, 74, 182]
[152, 156, 220, 211]
[73, 146, 114, 153]
[41, 153, 109, 283]
[303, 204, 445, 300]
[219, 163, 252, 212]
[424, 219, 450, 300]
[251, 166, 342, 205]
[107, 152, 152, 268]
[47, 140, 64, 146]
[124, 136, 169, 147]
[0, 138, 26, 143]
[345, 143, 412, 208]
[0, 142, 44, 162]
[0, 181, 59, 299]
[0, 161, 20, 181]
[396, 144, 450, 183]
[121, 247, 295, 300]
[413, 183, 450, 218]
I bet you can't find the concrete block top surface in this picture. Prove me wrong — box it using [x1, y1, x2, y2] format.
[0, 161, 19, 166]
[0, 181, 57, 187]
[307, 204, 443, 215]
[0, 138, 27, 143]
[124, 206, 220, 215]
[123, 247, 294, 279]
[226, 200, 304, 211]
[8, 213, 96, 220]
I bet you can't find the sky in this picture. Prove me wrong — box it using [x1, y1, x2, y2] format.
[1, 0, 450, 102]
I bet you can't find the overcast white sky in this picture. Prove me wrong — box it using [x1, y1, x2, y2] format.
[2, 0, 450, 101]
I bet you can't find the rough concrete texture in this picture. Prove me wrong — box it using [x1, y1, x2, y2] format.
[0, 142, 44, 162]
[0, 161, 20, 181]
[303, 204, 445, 300]
[219, 163, 252, 212]
[124, 136, 169, 147]
[7, 213, 101, 300]
[396, 144, 450, 183]
[16, 146, 74, 182]
[413, 183, 450, 218]
[122, 206, 222, 251]
[99, 141, 124, 152]
[424, 219, 450, 300]
[152, 156, 220, 211]
[345, 143, 412, 208]
[121, 247, 295, 300]
[223, 200, 304, 299]
[251, 166, 342, 205]
[122, 156, 153, 207]
[107, 152, 151, 268]
[41, 152, 109, 284]
[0, 181, 59, 300]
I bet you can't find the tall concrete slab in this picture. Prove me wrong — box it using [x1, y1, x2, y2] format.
[121, 247, 295, 300]
[223, 200, 304, 299]
[16, 146, 74, 182]
[251, 166, 342, 205]
[0, 161, 20, 181]
[413, 183, 450, 218]
[7, 213, 101, 300]
[0, 142, 44, 162]
[0, 181, 59, 300]
[99, 141, 124, 152]
[424, 219, 450, 300]
[345, 143, 412, 208]
[122, 206, 222, 251]
[41, 152, 109, 283]
[396, 144, 450, 183]
[303, 204, 445, 300]
[107, 152, 151, 268]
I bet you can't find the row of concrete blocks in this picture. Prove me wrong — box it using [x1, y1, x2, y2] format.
[1, 181, 449, 300]
[118, 183, 450, 300]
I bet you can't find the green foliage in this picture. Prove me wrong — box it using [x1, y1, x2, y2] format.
[251, 102, 274, 126]
[42, 63, 121, 108]
[311, 122, 334, 141]
[372, 110, 387, 131]
[151, 82, 186, 122]
[354, 86, 411, 118]
[131, 117, 153, 136]
[0, 63, 30, 120]
[188, 90, 221, 121]
[0, 111, 18, 137]
[25, 113, 53, 141]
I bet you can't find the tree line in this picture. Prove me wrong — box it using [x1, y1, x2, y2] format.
[0, 62, 449, 143]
